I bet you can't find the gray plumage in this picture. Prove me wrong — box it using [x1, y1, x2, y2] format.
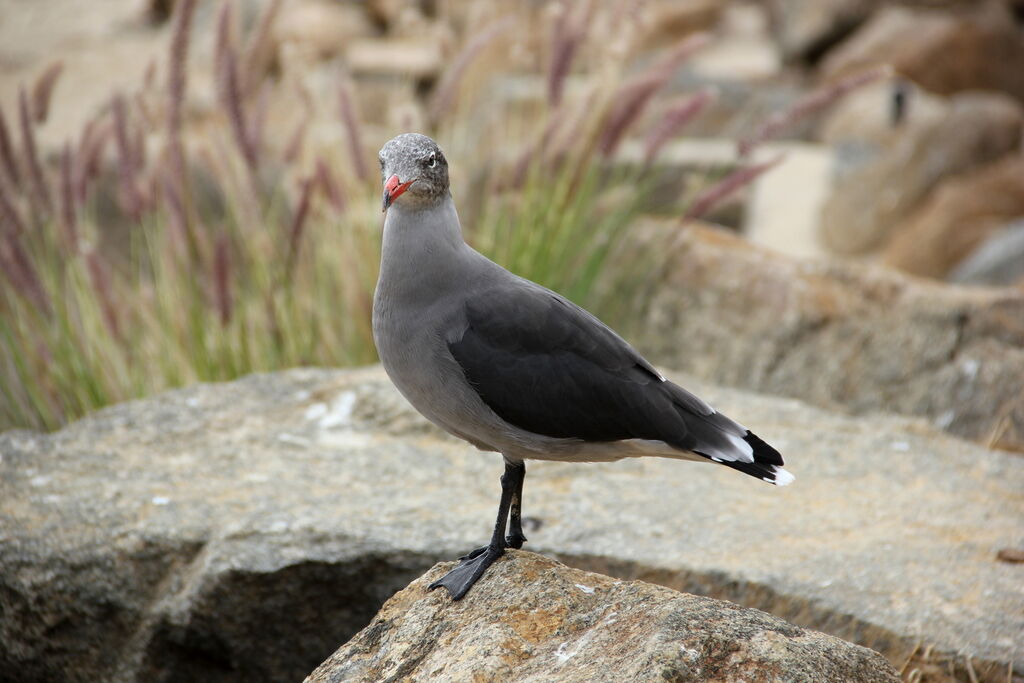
[372, 133, 791, 598]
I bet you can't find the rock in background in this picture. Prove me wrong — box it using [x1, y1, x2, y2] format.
[949, 218, 1024, 287]
[882, 156, 1024, 279]
[633, 224, 1024, 454]
[818, 3, 1024, 102]
[767, 0, 879, 64]
[818, 87, 1023, 257]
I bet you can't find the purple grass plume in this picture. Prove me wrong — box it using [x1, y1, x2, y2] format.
[250, 85, 270, 166]
[0, 105, 21, 189]
[643, 88, 716, 166]
[213, 0, 235, 95]
[738, 67, 889, 158]
[283, 116, 308, 164]
[428, 17, 514, 125]
[337, 78, 369, 183]
[85, 248, 122, 341]
[241, 0, 283, 97]
[59, 142, 78, 252]
[18, 87, 52, 216]
[75, 116, 111, 206]
[597, 33, 709, 158]
[31, 61, 64, 124]
[315, 157, 345, 211]
[683, 154, 785, 222]
[547, 0, 594, 108]
[0, 175, 27, 237]
[213, 232, 233, 326]
[0, 233, 52, 316]
[113, 94, 143, 221]
[221, 47, 260, 178]
[167, 0, 198, 199]
[284, 176, 313, 283]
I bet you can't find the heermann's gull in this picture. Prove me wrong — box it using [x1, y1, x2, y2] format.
[373, 133, 793, 600]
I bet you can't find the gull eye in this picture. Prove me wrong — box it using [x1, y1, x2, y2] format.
[427, 153, 437, 168]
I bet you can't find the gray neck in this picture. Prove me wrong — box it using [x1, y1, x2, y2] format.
[376, 195, 471, 308]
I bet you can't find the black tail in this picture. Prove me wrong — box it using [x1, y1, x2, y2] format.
[699, 431, 792, 486]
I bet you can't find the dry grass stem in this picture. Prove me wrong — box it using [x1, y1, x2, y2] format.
[143, 59, 158, 90]
[18, 87, 52, 215]
[598, 33, 709, 157]
[738, 66, 889, 157]
[506, 106, 567, 189]
[683, 153, 785, 221]
[250, 84, 270, 163]
[315, 156, 345, 211]
[644, 88, 716, 166]
[85, 248, 122, 341]
[58, 143, 78, 251]
[547, 0, 594, 107]
[214, 0, 235, 86]
[964, 656, 979, 683]
[284, 176, 313, 283]
[213, 232, 232, 326]
[0, 176, 27, 236]
[221, 47, 259, 176]
[597, 74, 661, 157]
[242, 0, 283, 96]
[1, 235, 51, 315]
[167, 0, 197, 199]
[133, 89, 157, 130]
[547, 84, 598, 168]
[113, 94, 143, 220]
[283, 116, 308, 164]
[161, 165, 199, 261]
[338, 78, 369, 182]
[428, 17, 513, 125]
[130, 115, 147, 172]
[0, 105, 21, 188]
[31, 61, 64, 124]
[74, 117, 111, 205]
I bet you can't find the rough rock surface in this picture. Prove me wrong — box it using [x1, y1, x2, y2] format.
[820, 4, 1024, 101]
[949, 218, 1024, 287]
[882, 155, 1024, 278]
[635, 223, 1024, 453]
[818, 88, 1024, 255]
[767, 0, 877, 63]
[2, 366, 1022, 683]
[636, 0, 725, 51]
[305, 552, 901, 683]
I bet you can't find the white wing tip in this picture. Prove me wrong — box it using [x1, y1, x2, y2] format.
[772, 467, 795, 487]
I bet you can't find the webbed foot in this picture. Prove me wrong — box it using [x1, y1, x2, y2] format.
[429, 545, 505, 600]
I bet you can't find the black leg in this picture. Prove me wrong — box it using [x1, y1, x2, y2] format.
[505, 461, 527, 548]
[429, 459, 527, 600]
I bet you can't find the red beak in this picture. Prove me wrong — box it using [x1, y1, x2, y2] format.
[382, 174, 415, 212]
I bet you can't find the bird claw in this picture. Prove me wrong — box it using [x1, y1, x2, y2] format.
[429, 545, 505, 600]
[505, 532, 527, 549]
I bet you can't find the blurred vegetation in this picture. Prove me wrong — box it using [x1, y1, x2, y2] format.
[0, 1, 828, 432]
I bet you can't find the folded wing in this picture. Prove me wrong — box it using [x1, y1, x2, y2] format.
[447, 282, 791, 485]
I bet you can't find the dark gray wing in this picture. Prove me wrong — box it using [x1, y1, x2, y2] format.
[447, 282, 785, 481]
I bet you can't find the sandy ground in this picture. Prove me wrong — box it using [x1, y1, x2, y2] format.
[0, 0, 170, 149]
